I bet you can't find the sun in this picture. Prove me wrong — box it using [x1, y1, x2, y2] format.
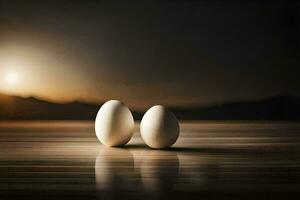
[4, 71, 20, 85]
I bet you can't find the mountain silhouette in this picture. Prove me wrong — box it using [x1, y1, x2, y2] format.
[171, 95, 300, 120]
[0, 93, 299, 120]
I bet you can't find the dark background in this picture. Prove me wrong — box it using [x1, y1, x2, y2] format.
[0, 0, 299, 119]
[0, 0, 299, 109]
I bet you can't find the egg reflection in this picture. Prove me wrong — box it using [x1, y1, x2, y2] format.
[139, 150, 179, 193]
[95, 147, 139, 197]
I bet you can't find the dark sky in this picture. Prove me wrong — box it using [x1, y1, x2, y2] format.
[0, 0, 299, 109]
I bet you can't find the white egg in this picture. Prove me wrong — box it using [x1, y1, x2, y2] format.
[95, 100, 134, 147]
[140, 105, 179, 148]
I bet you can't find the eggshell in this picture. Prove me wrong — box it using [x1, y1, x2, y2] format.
[140, 105, 179, 148]
[95, 100, 134, 147]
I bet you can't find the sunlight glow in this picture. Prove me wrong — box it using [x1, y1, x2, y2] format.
[4, 71, 20, 86]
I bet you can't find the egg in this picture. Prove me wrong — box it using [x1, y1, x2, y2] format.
[95, 100, 134, 147]
[140, 105, 179, 148]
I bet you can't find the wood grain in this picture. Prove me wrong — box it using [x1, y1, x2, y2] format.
[0, 121, 300, 200]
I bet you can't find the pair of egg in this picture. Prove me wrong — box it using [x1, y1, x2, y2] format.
[95, 100, 179, 149]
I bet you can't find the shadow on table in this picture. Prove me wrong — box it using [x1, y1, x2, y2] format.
[123, 143, 300, 156]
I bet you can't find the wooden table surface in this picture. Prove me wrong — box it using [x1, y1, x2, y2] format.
[0, 121, 300, 200]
